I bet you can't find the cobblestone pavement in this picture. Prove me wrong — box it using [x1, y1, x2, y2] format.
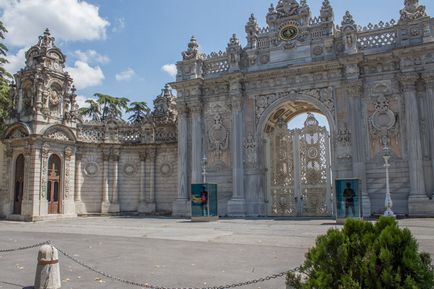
[0, 217, 433, 289]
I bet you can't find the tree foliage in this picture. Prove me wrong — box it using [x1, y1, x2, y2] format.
[0, 20, 11, 135]
[79, 93, 130, 121]
[126, 101, 150, 123]
[287, 217, 434, 289]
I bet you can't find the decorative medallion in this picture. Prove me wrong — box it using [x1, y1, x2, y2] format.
[84, 162, 99, 176]
[279, 24, 299, 41]
[160, 163, 173, 176]
[123, 163, 137, 176]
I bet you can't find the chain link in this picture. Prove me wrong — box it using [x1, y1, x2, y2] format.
[0, 240, 50, 253]
[56, 245, 298, 289]
[1, 240, 299, 289]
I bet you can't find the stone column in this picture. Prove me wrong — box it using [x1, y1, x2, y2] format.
[172, 104, 190, 216]
[227, 77, 246, 216]
[101, 149, 110, 213]
[400, 74, 427, 214]
[1, 145, 12, 216]
[109, 149, 120, 213]
[190, 102, 202, 184]
[148, 148, 156, 204]
[138, 151, 149, 213]
[423, 73, 434, 198]
[74, 152, 85, 214]
[347, 83, 370, 217]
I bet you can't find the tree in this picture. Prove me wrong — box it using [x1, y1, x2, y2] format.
[79, 93, 129, 121]
[287, 217, 434, 289]
[79, 99, 101, 121]
[126, 101, 150, 124]
[0, 21, 11, 135]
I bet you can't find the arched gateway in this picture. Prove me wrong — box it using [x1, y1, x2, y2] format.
[1, 0, 434, 220]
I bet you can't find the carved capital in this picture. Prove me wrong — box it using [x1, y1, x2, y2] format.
[75, 152, 83, 161]
[64, 146, 73, 161]
[399, 73, 419, 90]
[189, 102, 202, 114]
[41, 143, 50, 158]
[176, 102, 189, 116]
[344, 82, 363, 97]
[111, 148, 120, 162]
[147, 147, 157, 160]
[139, 151, 147, 162]
[102, 150, 111, 162]
[422, 72, 434, 86]
[4, 144, 13, 159]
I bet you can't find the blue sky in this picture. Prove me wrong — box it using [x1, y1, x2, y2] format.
[1, 0, 433, 125]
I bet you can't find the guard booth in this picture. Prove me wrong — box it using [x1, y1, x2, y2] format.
[191, 184, 218, 222]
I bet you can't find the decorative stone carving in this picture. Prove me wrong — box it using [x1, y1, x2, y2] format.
[84, 162, 99, 176]
[160, 163, 173, 177]
[9, 128, 28, 139]
[400, 0, 427, 22]
[255, 87, 335, 124]
[40, 143, 50, 199]
[123, 163, 137, 176]
[63, 147, 73, 199]
[182, 36, 200, 60]
[369, 93, 399, 149]
[243, 133, 257, 168]
[208, 113, 229, 159]
[337, 125, 352, 146]
[46, 130, 70, 141]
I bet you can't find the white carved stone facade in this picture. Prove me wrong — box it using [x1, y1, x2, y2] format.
[1, 1, 434, 220]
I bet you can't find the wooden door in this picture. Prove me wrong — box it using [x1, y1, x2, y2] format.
[47, 155, 61, 214]
[13, 154, 25, 214]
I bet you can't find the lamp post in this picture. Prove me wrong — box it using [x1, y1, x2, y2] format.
[383, 146, 394, 217]
[201, 155, 208, 183]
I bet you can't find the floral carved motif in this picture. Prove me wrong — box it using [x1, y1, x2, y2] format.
[255, 87, 335, 124]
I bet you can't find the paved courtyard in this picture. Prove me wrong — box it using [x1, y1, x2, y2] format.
[0, 217, 433, 289]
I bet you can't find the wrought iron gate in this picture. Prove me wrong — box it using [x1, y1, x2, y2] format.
[268, 114, 332, 217]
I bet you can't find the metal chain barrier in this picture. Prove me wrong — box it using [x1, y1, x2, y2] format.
[0, 240, 50, 253]
[56, 245, 299, 289]
[0, 240, 299, 289]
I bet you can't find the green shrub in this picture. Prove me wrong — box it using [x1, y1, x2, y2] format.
[287, 217, 434, 289]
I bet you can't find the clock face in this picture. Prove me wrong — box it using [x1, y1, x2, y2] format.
[279, 25, 299, 41]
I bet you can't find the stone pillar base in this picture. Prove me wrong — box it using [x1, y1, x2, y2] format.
[101, 202, 120, 214]
[246, 202, 266, 217]
[138, 202, 156, 213]
[408, 195, 434, 216]
[227, 199, 246, 217]
[172, 198, 190, 217]
[361, 194, 372, 218]
[74, 201, 86, 215]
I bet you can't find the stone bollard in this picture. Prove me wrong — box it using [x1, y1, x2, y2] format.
[34, 244, 61, 289]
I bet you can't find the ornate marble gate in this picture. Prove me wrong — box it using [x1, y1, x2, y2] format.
[268, 114, 332, 217]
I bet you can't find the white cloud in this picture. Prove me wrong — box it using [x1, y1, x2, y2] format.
[112, 17, 126, 33]
[0, 0, 110, 47]
[161, 64, 177, 78]
[74, 50, 109, 64]
[4, 47, 27, 75]
[75, 95, 90, 108]
[67, 61, 105, 90]
[115, 68, 135, 81]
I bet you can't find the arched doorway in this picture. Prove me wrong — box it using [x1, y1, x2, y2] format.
[13, 154, 25, 214]
[47, 154, 62, 214]
[261, 99, 334, 217]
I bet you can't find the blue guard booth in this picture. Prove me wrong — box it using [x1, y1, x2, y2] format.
[191, 183, 218, 222]
[335, 178, 362, 224]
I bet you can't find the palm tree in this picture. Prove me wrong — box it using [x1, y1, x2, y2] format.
[126, 101, 150, 123]
[79, 99, 101, 121]
[94, 93, 129, 121]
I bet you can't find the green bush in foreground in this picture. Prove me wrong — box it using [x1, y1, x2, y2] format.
[287, 217, 434, 289]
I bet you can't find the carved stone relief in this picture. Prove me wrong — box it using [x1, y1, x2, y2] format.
[255, 87, 335, 124]
[46, 130, 70, 141]
[64, 147, 73, 199]
[83, 155, 100, 177]
[368, 82, 400, 158]
[40, 143, 50, 199]
[206, 103, 231, 168]
[243, 133, 257, 168]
